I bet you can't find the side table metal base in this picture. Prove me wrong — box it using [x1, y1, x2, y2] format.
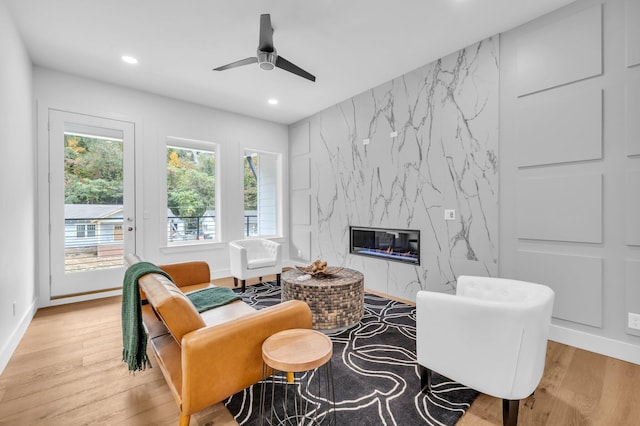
[260, 360, 335, 426]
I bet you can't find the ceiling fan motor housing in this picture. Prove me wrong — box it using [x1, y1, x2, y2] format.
[258, 51, 277, 70]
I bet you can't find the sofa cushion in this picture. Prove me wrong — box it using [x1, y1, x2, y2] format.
[199, 300, 256, 327]
[139, 273, 205, 345]
[247, 257, 277, 269]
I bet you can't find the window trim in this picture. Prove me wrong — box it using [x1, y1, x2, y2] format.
[165, 136, 220, 246]
[243, 148, 283, 238]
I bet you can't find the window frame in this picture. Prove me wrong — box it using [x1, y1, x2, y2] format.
[165, 136, 220, 246]
[243, 148, 283, 238]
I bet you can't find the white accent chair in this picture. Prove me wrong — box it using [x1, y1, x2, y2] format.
[416, 276, 554, 426]
[229, 239, 282, 292]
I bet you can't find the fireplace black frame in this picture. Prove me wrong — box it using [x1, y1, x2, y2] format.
[349, 226, 421, 265]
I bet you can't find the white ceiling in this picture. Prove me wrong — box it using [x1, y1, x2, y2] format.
[5, 0, 575, 125]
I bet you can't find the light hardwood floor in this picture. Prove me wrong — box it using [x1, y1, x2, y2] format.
[1, 282, 639, 425]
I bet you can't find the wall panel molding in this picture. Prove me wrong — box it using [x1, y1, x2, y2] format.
[517, 4, 602, 96]
[517, 173, 603, 243]
[627, 67, 640, 156]
[291, 193, 311, 225]
[291, 230, 311, 261]
[517, 250, 603, 327]
[625, 260, 640, 337]
[290, 121, 310, 157]
[626, 0, 640, 67]
[517, 86, 602, 167]
[626, 170, 640, 246]
[290, 157, 310, 190]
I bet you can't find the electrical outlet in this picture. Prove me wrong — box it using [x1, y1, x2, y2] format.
[628, 313, 640, 330]
[444, 209, 456, 221]
[363, 138, 370, 145]
[390, 131, 398, 138]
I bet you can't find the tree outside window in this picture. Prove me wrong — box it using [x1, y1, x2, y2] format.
[166, 141, 216, 243]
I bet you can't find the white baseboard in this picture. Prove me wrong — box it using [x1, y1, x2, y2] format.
[549, 324, 640, 365]
[42, 289, 123, 307]
[0, 299, 37, 375]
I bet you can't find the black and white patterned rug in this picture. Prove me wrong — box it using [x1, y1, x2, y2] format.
[226, 282, 478, 425]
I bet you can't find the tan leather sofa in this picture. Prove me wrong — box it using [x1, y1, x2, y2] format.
[124, 254, 312, 426]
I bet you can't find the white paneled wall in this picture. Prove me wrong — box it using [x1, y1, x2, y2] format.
[289, 121, 312, 262]
[516, 86, 602, 166]
[626, 170, 640, 246]
[516, 174, 603, 243]
[517, 250, 603, 327]
[626, 0, 640, 67]
[501, 0, 640, 362]
[516, 5, 602, 96]
[627, 69, 640, 156]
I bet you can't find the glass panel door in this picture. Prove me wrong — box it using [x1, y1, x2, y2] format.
[48, 109, 135, 297]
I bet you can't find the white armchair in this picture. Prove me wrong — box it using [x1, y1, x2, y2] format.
[416, 275, 554, 426]
[229, 239, 282, 292]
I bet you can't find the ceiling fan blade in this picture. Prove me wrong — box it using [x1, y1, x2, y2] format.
[275, 56, 316, 82]
[258, 14, 274, 52]
[213, 57, 258, 71]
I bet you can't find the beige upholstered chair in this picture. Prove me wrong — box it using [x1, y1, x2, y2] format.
[416, 275, 554, 426]
[229, 238, 282, 292]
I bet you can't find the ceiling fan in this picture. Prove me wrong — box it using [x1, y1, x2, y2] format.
[213, 13, 316, 82]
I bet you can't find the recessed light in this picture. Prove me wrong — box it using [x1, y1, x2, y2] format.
[121, 55, 138, 65]
[268, 98, 278, 105]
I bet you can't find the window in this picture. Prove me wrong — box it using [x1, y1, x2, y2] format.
[244, 150, 281, 237]
[75, 224, 95, 238]
[166, 138, 217, 244]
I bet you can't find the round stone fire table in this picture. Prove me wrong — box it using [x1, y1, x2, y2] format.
[282, 268, 364, 330]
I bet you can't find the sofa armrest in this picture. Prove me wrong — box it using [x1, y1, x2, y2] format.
[180, 300, 313, 415]
[158, 261, 211, 288]
[229, 241, 248, 277]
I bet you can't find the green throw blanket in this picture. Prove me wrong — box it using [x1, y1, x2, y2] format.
[186, 287, 242, 313]
[121, 261, 173, 372]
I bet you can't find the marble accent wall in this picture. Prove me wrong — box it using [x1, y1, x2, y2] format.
[290, 38, 499, 301]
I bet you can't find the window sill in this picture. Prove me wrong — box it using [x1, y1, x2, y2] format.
[160, 241, 226, 254]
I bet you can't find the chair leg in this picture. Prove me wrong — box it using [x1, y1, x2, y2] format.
[241, 279, 246, 292]
[419, 365, 432, 393]
[179, 414, 190, 426]
[502, 399, 519, 426]
[276, 273, 281, 286]
[233, 277, 238, 288]
[259, 276, 263, 283]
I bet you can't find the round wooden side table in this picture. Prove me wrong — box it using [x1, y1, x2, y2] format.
[260, 328, 336, 425]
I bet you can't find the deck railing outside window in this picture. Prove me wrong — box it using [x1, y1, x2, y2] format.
[63, 213, 259, 272]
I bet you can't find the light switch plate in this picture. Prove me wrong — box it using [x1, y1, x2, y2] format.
[444, 209, 456, 221]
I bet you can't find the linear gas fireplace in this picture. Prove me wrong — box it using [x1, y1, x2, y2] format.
[350, 226, 420, 265]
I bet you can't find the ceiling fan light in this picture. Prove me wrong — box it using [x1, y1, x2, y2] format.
[257, 52, 276, 70]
